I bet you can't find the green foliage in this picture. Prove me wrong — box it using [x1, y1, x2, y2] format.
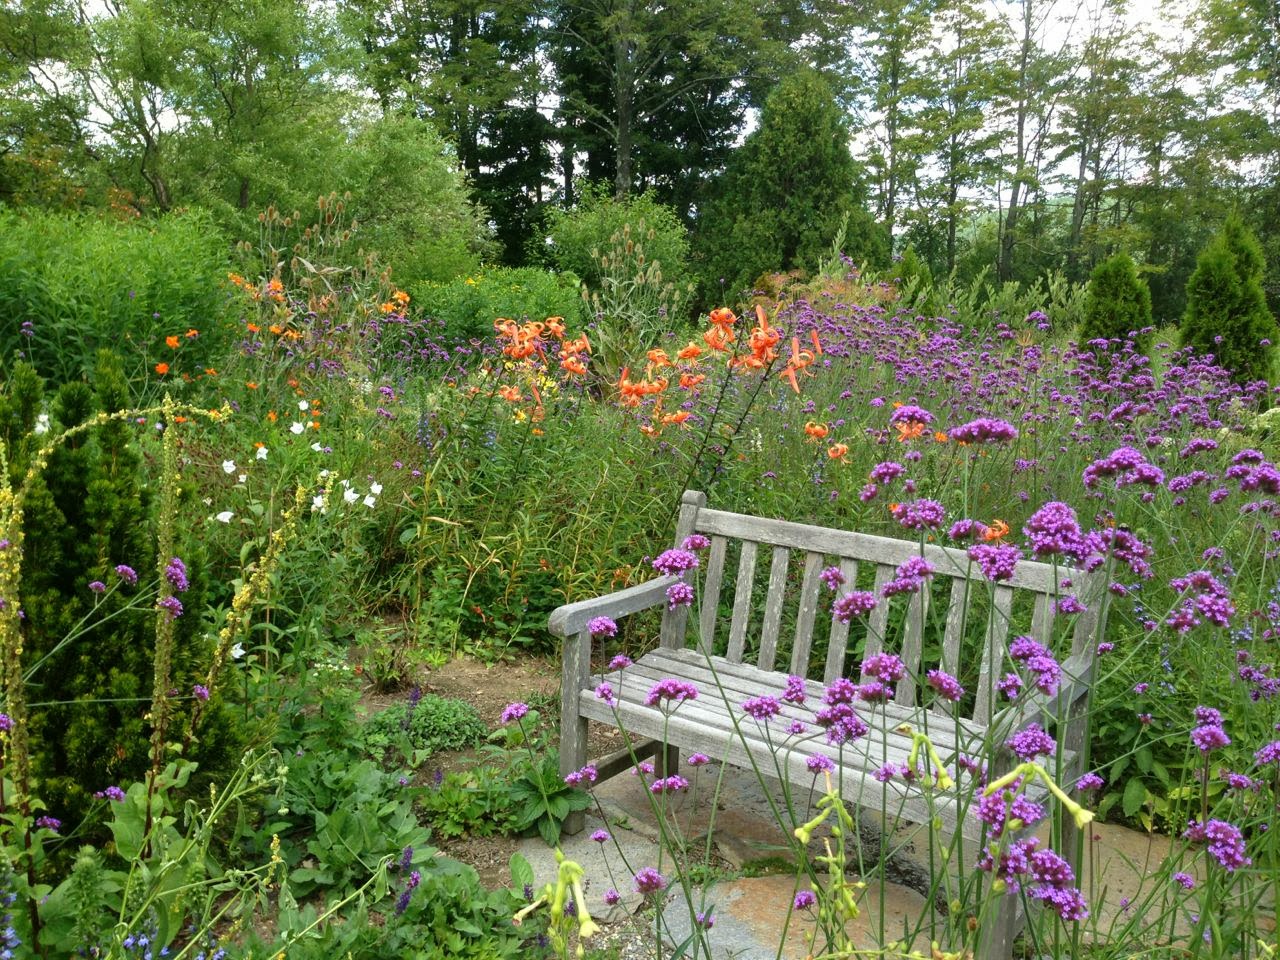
[541, 183, 692, 298]
[361, 694, 487, 761]
[334, 114, 491, 292]
[1079, 252, 1153, 348]
[416, 769, 521, 838]
[419, 267, 585, 342]
[695, 68, 888, 298]
[0, 209, 230, 388]
[12, 352, 237, 829]
[1181, 214, 1279, 384]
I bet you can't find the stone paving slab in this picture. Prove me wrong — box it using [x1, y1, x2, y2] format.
[515, 757, 1261, 956]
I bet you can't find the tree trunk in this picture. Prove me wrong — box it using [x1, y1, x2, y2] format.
[998, 0, 1033, 282]
[612, 24, 635, 199]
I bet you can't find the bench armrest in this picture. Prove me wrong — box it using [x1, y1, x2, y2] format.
[995, 649, 1095, 731]
[548, 576, 679, 637]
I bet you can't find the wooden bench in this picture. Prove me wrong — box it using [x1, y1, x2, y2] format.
[550, 490, 1104, 951]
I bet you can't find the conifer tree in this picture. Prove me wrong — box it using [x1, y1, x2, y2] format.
[1079, 252, 1153, 348]
[1182, 215, 1278, 384]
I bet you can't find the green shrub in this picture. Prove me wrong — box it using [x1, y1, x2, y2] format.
[0, 208, 230, 389]
[418, 267, 585, 342]
[540, 183, 692, 298]
[361, 692, 487, 759]
[1181, 214, 1278, 384]
[335, 114, 491, 292]
[1079, 252, 1153, 348]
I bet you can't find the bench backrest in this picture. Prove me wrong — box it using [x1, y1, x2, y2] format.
[661, 491, 1101, 726]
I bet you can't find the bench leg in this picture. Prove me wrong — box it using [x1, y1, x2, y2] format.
[560, 629, 591, 837]
[660, 743, 680, 778]
[980, 892, 1023, 960]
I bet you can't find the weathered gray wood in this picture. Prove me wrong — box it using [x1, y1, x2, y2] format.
[896, 587, 930, 706]
[698, 536, 729, 655]
[548, 576, 677, 637]
[823, 558, 859, 683]
[757, 546, 791, 672]
[864, 565, 895, 659]
[973, 585, 1015, 725]
[1031, 592, 1055, 649]
[996, 650, 1095, 732]
[727, 541, 758, 663]
[559, 627, 592, 834]
[790, 551, 825, 677]
[592, 738, 661, 782]
[694, 507, 1068, 593]
[1070, 570, 1105, 658]
[633, 648, 991, 750]
[934, 577, 971, 718]
[660, 491, 706, 649]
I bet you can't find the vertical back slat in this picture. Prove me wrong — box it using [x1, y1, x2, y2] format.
[895, 587, 931, 706]
[698, 536, 729, 655]
[727, 541, 758, 663]
[1070, 570, 1103, 658]
[790, 552, 825, 677]
[934, 577, 971, 716]
[660, 491, 706, 649]
[1031, 592, 1055, 649]
[864, 565, 895, 660]
[973, 585, 1015, 724]
[757, 546, 791, 672]
[823, 558, 859, 682]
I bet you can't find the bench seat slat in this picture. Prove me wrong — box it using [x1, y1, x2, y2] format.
[583, 649, 1071, 838]
[632, 648, 990, 748]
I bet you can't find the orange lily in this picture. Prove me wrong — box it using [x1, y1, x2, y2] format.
[166, 335, 180, 349]
[498, 385, 523, 403]
[679, 373, 706, 390]
[983, 520, 1010, 543]
[561, 355, 588, 376]
[827, 442, 850, 462]
[677, 342, 702, 361]
[661, 410, 692, 426]
[896, 422, 927, 442]
[647, 348, 672, 367]
[804, 421, 830, 441]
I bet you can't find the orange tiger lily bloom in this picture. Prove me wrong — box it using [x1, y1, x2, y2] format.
[934, 431, 949, 443]
[545, 317, 566, 338]
[647, 348, 672, 367]
[983, 519, 1010, 543]
[498, 385, 522, 403]
[661, 410, 692, 426]
[563, 334, 591, 356]
[896, 421, 927, 442]
[165, 335, 180, 349]
[709, 307, 737, 328]
[779, 338, 817, 393]
[267, 410, 277, 422]
[677, 342, 702, 361]
[246, 322, 261, 334]
[185, 328, 199, 339]
[639, 424, 660, 437]
[804, 421, 830, 441]
[827, 442, 850, 462]
[154, 362, 169, 375]
[679, 373, 706, 390]
[561, 355, 588, 376]
[704, 324, 734, 352]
